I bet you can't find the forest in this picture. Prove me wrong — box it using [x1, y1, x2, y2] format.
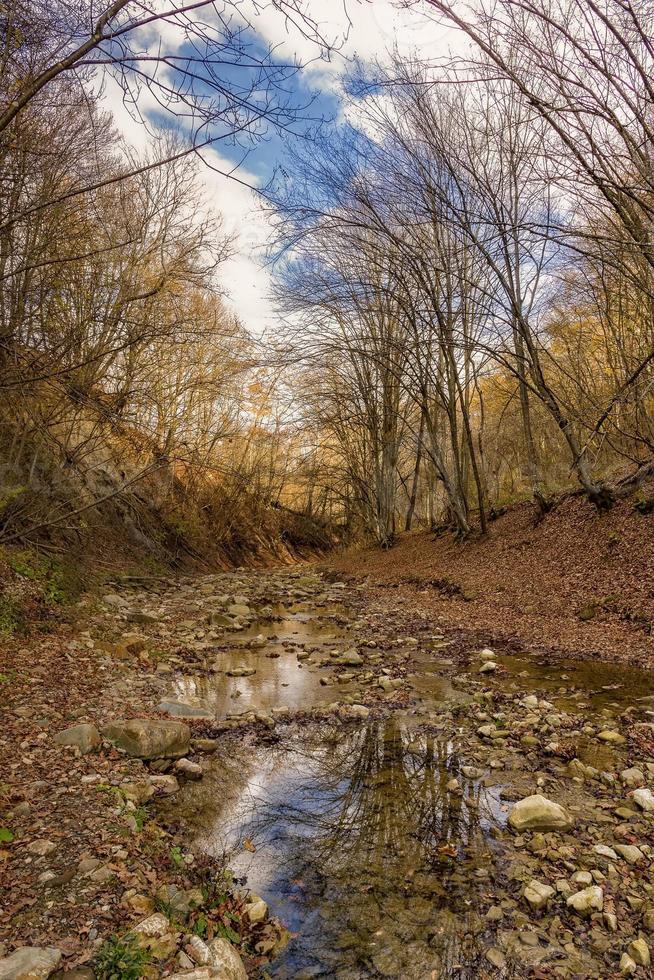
[2, 0, 654, 559]
[2, 2, 654, 979]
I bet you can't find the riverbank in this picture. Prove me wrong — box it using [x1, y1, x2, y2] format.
[1, 567, 654, 977]
[329, 488, 654, 667]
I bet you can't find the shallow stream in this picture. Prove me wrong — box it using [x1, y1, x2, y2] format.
[162, 584, 654, 978]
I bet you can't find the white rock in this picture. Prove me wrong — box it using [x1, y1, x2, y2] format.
[621, 768, 645, 788]
[593, 844, 618, 861]
[133, 912, 170, 937]
[479, 648, 495, 660]
[0, 947, 62, 979]
[508, 794, 574, 832]
[479, 661, 498, 674]
[566, 885, 604, 915]
[244, 896, 268, 924]
[175, 758, 203, 780]
[620, 953, 637, 975]
[632, 787, 654, 812]
[523, 879, 555, 910]
[207, 939, 247, 980]
[615, 844, 644, 865]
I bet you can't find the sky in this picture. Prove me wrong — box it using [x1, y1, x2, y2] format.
[105, 1, 461, 337]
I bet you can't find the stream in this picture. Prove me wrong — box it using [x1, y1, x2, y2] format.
[153, 570, 654, 978]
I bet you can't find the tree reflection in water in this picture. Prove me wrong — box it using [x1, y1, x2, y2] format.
[199, 718, 505, 978]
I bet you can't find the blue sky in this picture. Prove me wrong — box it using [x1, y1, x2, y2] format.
[106, 1, 460, 335]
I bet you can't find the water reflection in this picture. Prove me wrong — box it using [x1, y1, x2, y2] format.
[189, 719, 504, 978]
[171, 613, 354, 718]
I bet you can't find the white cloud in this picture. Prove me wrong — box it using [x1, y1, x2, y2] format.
[102, 1, 459, 338]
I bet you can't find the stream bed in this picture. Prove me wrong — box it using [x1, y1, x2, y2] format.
[154, 571, 654, 978]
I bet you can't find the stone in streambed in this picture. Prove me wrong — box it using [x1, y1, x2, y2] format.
[621, 768, 645, 788]
[102, 719, 190, 759]
[53, 724, 101, 755]
[614, 844, 645, 865]
[523, 879, 555, 910]
[628, 938, 650, 967]
[157, 700, 213, 720]
[177, 939, 246, 980]
[175, 758, 203, 780]
[597, 730, 625, 744]
[632, 787, 654, 812]
[566, 885, 603, 915]
[479, 661, 498, 674]
[508, 795, 574, 832]
[0, 947, 62, 979]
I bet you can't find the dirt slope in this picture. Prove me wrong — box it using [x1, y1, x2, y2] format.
[329, 489, 654, 666]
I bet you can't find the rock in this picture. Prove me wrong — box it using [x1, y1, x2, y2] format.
[508, 794, 574, 832]
[479, 648, 496, 661]
[192, 739, 220, 754]
[244, 895, 268, 924]
[614, 844, 644, 865]
[341, 649, 363, 666]
[155, 884, 203, 920]
[206, 939, 247, 980]
[346, 704, 370, 720]
[593, 844, 618, 861]
[446, 778, 460, 792]
[0, 947, 62, 979]
[485, 905, 504, 922]
[26, 840, 56, 857]
[120, 781, 155, 804]
[175, 758, 203, 780]
[597, 730, 626, 744]
[628, 938, 650, 967]
[485, 948, 506, 969]
[102, 719, 190, 759]
[149, 774, 179, 795]
[619, 953, 637, 975]
[127, 611, 159, 625]
[119, 632, 148, 654]
[632, 787, 654, 812]
[643, 908, 654, 932]
[133, 912, 170, 937]
[621, 768, 645, 789]
[523, 879, 555, 910]
[166, 971, 221, 979]
[53, 724, 101, 755]
[227, 604, 251, 618]
[461, 766, 483, 779]
[604, 911, 618, 931]
[566, 885, 603, 915]
[157, 701, 214, 720]
[479, 661, 498, 674]
[571, 870, 593, 886]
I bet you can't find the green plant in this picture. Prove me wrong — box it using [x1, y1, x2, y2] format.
[133, 806, 149, 831]
[0, 827, 14, 843]
[215, 921, 240, 944]
[94, 933, 152, 980]
[169, 845, 185, 869]
[0, 597, 19, 635]
[192, 915, 208, 938]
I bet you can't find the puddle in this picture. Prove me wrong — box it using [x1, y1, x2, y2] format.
[495, 651, 654, 713]
[172, 719, 505, 978]
[170, 608, 358, 718]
